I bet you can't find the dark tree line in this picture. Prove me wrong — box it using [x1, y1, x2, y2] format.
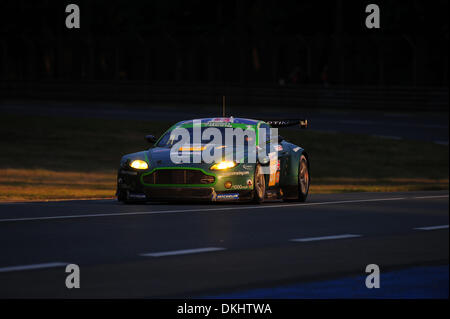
[0, 0, 448, 86]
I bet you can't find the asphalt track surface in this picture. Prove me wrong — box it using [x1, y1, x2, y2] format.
[1, 100, 448, 143]
[0, 190, 448, 298]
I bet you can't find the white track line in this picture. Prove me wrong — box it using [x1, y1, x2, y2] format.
[140, 247, 225, 257]
[0, 199, 115, 205]
[412, 195, 449, 199]
[290, 234, 362, 242]
[0, 262, 68, 273]
[414, 225, 449, 231]
[0, 194, 447, 223]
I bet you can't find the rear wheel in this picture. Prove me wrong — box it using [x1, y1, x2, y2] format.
[298, 154, 310, 202]
[253, 164, 266, 203]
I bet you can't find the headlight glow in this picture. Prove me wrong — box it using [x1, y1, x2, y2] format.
[130, 160, 149, 170]
[210, 161, 237, 170]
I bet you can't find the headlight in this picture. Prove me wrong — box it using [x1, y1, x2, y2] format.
[130, 160, 148, 170]
[210, 161, 237, 170]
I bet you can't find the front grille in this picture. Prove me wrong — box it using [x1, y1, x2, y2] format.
[142, 169, 215, 185]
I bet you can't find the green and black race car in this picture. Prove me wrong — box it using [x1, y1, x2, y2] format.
[116, 117, 310, 203]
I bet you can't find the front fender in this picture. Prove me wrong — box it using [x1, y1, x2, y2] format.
[120, 150, 150, 169]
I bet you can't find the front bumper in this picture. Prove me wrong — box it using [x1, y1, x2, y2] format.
[117, 167, 254, 202]
[145, 187, 252, 202]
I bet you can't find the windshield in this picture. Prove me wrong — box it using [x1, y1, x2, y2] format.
[156, 126, 257, 148]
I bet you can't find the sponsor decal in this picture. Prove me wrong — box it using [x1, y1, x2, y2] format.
[207, 117, 234, 127]
[216, 193, 239, 200]
[211, 117, 234, 123]
[275, 145, 283, 152]
[275, 171, 280, 184]
[221, 171, 250, 176]
[247, 179, 253, 186]
[120, 170, 138, 176]
[267, 120, 290, 126]
[242, 164, 254, 170]
[268, 153, 278, 187]
[277, 159, 280, 170]
[206, 121, 233, 127]
[293, 146, 301, 152]
[128, 193, 147, 199]
[231, 184, 250, 190]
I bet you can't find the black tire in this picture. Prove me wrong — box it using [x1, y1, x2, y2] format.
[117, 189, 127, 202]
[253, 164, 266, 204]
[298, 154, 310, 202]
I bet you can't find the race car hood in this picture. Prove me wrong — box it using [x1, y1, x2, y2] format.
[147, 145, 247, 168]
[148, 147, 176, 166]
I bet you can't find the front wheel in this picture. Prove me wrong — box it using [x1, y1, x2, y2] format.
[253, 164, 266, 204]
[298, 154, 310, 202]
[117, 189, 127, 202]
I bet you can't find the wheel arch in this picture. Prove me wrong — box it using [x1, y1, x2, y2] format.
[301, 151, 311, 181]
[282, 147, 310, 186]
[281, 148, 310, 200]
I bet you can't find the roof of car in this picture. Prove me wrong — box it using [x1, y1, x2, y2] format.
[176, 117, 262, 126]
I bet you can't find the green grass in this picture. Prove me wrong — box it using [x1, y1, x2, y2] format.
[278, 128, 449, 180]
[0, 114, 170, 172]
[0, 113, 447, 201]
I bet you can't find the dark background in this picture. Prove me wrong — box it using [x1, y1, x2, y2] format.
[0, 2, 448, 301]
[0, 0, 448, 110]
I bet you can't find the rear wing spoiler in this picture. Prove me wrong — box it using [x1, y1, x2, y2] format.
[264, 119, 308, 129]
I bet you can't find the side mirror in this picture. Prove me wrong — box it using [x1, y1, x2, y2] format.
[145, 135, 157, 144]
